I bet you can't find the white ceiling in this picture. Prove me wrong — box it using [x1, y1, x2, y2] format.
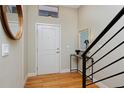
[61, 5, 80, 8]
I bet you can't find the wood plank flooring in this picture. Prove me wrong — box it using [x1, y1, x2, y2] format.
[25, 72, 98, 88]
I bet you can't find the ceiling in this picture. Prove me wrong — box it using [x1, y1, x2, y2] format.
[60, 5, 80, 8]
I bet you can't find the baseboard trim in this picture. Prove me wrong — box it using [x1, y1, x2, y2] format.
[60, 69, 70, 73]
[28, 73, 37, 77]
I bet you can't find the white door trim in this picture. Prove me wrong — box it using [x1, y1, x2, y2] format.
[35, 23, 61, 75]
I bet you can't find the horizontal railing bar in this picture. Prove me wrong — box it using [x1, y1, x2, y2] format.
[116, 86, 124, 88]
[82, 7, 124, 57]
[78, 69, 93, 81]
[86, 56, 124, 78]
[86, 41, 124, 69]
[86, 56, 94, 62]
[86, 71, 124, 86]
[86, 26, 124, 63]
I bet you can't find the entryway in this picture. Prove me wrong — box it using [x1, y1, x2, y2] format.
[36, 23, 61, 75]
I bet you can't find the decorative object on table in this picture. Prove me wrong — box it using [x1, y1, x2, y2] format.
[84, 40, 89, 49]
[75, 50, 81, 55]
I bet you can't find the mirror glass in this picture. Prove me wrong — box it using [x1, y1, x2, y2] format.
[0, 5, 23, 40]
[6, 5, 19, 37]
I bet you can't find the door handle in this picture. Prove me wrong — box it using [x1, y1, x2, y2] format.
[57, 48, 59, 50]
[56, 51, 60, 53]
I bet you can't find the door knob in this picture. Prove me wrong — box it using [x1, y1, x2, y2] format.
[57, 48, 59, 50]
[56, 51, 60, 53]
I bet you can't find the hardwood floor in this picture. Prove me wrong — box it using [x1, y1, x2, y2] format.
[25, 72, 98, 88]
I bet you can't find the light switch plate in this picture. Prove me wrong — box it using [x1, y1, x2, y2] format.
[2, 44, 9, 57]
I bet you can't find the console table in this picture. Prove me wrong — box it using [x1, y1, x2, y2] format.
[70, 54, 82, 72]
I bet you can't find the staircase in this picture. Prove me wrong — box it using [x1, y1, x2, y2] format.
[81, 7, 124, 88]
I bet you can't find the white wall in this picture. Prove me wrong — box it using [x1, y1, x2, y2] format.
[27, 6, 78, 73]
[78, 6, 124, 87]
[0, 6, 27, 87]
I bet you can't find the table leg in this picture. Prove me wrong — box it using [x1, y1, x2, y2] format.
[77, 56, 78, 72]
[70, 55, 72, 72]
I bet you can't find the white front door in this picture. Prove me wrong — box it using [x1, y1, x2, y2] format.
[37, 24, 60, 75]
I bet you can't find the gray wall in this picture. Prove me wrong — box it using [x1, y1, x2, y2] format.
[78, 5, 124, 87]
[27, 5, 78, 73]
[23, 6, 28, 82]
[0, 6, 27, 87]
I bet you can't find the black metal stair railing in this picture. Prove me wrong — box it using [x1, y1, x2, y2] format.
[81, 7, 124, 88]
[85, 56, 94, 83]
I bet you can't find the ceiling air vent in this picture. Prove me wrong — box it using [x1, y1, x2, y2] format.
[38, 5, 59, 18]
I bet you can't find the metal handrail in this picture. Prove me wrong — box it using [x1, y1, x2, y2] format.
[86, 56, 124, 78]
[87, 71, 124, 86]
[86, 41, 124, 69]
[86, 26, 124, 62]
[82, 7, 124, 88]
[82, 7, 124, 57]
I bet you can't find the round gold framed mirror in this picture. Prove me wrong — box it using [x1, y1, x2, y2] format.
[0, 5, 23, 40]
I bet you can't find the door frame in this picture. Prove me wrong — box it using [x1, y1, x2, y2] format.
[35, 23, 61, 75]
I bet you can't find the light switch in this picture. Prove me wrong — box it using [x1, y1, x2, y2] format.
[2, 44, 9, 57]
